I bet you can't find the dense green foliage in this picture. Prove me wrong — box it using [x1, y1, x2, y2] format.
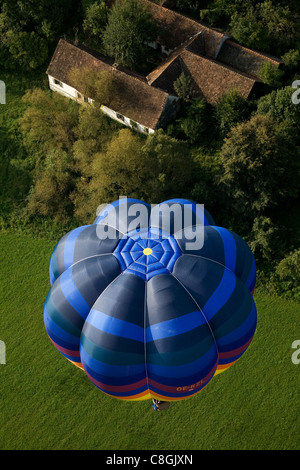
[0, 0, 299, 300]
[0, 0, 81, 71]
[102, 0, 158, 68]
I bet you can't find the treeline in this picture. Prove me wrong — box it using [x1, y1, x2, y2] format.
[0, 0, 299, 299]
[1, 0, 300, 75]
[177, 0, 300, 59]
[0, 0, 160, 75]
[1, 82, 299, 298]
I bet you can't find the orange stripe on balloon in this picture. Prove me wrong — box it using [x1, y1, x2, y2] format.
[216, 360, 236, 371]
[67, 358, 84, 369]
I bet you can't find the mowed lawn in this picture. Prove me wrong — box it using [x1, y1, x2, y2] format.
[0, 232, 299, 450]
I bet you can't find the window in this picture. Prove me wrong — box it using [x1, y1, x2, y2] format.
[77, 92, 82, 100]
[130, 119, 138, 130]
[84, 96, 89, 103]
[53, 78, 63, 87]
[144, 127, 149, 134]
[116, 113, 125, 122]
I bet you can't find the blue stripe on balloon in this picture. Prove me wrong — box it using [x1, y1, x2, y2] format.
[161, 198, 208, 226]
[147, 350, 217, 385]
[95, 198, 150, 224]
[84, 309, 145, 342]
[82, 361, 146, 386]
[218, 344, 254, 365]
[212, 226, 237, 272]
[63, 225, 90, 272]
[49, 262, 55, 286]
[219, 321, 256, 357]
[245, 254, 256, 291]
[147, 268, 169, 280]
[59, 267, 91, 320]
[61, 351, 81, 362]
[43, 305, 80, 347]
[45, 325, 79, 353]
[216, 299, 256, 350]
[84, 309, 209, 344]
[124, 268, 146, 280]
[146, 310, 207, 342]
[146, 344, 217, 378]
[202, 267, 236, 322]
[44, 290, 82, 337]
[148, 361, 215, 388]
[49, 242, 59, 285]
[79, 346, 146, 377]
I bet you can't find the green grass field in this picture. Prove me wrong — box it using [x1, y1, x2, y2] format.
[0, 232, 299, 450]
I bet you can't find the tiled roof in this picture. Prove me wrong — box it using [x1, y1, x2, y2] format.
[147, 34, 257, 103]
[140, 0, 225, 56]
[217, 40, 282, 78]
[180, 49, 256, 103]
[46, 39, 170, 130]
[140, 0, 281, 75]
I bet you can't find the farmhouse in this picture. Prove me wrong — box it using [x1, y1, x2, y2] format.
[46, 40, 178, 134]
[46, 0, 281, 133]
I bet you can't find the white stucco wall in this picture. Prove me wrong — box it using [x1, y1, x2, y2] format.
[146, 41, 173, 56]
[48, 75, 79, 100]
[101, 105, 154, 134]
[161, 45, 173, 56]
[48, 75, 154, 135]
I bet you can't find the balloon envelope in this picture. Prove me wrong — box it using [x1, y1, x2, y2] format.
[44, 199, 257, 401]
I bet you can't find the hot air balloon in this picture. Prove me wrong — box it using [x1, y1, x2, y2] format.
[44, 198, 257, 401]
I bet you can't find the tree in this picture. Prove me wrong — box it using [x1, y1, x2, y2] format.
[19, 89, 79, 160]
[256, 86, 300, 132]
[190, 152, 221, 211]
[274, 249, 300, 299]
[230, 1, 300, 55]
[219, 115, 300, 229]
[25, 149, 76, 222]
[83, 1, 109, 42]
[249, 216, 282, 261]
[79, 129, 147, 218]
[72, 105, 120, 177]
[230, 6, 269, 51]
[178, 99, 210, 145]
[257, 63, 284, 89]
[199, 0, 250, 27]
[1, 30, 48, 71]
[141, 130, 192, 202]
[68, 67, 123, 107]
[102, 0, 158, 69]
[18, 89, 80, 221]
[0, 0, 76, 70]
[173, 72, 195, 102]
[214, 89, 250, 136]
[281, 48, 300, 72]
[72, 128, 192, 220]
